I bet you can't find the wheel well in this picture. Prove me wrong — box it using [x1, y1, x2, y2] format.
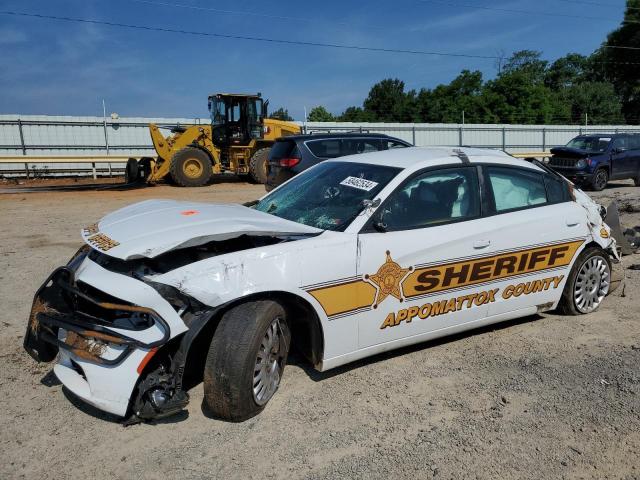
[180, 291, 324, 389]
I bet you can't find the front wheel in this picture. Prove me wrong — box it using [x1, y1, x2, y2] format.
[203, 300, 290, 421]
[591, 168, 609, 191]
[170, 147, 213, 187]
[558, 247, 611, 315]
[248, 147, 271, 184]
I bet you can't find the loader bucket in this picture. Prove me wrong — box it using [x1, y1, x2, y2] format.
[605, 200, 636, 256]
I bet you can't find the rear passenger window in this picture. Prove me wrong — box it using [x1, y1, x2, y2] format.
[306, 140, 342, 158]
[628, 136, 640, 150]
[341, 139, 381, 155]
[486, 167, 547, 213]
[544, 174, 569, 204]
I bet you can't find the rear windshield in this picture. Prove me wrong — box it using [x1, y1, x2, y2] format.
[566, 136, 611, 153]
[270, 140, 297, 160]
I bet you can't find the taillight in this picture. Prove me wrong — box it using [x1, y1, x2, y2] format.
[279, 157, 301, 168]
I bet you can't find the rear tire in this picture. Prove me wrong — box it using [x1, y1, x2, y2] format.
[558, 246, 611, 315]
[634, 175, 640, 187]
[249, 148, 271, 184]
[170, 147, 213, 187]
[203, 300, 290, 421]
[124, 158, 139, 184]
[590, 168, 608, 191]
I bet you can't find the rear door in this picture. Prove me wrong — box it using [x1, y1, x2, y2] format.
[627, 136, 640, 179]
[610, 136, 633, 179]
[481, 165, 588, 317]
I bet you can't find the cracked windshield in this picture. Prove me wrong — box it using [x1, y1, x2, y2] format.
[254, 161, 400, 231]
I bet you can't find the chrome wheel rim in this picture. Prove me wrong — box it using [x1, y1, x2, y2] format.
[253, 318, 284, 406]
[574, 255, 610, 313]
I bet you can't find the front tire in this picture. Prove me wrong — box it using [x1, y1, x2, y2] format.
[591, 168, 609, 191]
[170, 147, 213, 187]
[249, 147, 271, 184]
[203, 300, 290, 421]
[559, 247, 611, 315]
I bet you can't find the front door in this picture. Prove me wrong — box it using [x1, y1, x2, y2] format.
[356, 165, 493, 348]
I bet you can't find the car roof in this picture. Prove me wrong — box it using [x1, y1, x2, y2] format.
[329, 146, 542, 172]
[577, 133, 635, 138]
[278, 132, 406, 142]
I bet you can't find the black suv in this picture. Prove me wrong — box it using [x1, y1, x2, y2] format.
[265, 133, 412, 190]
[547, 133, 640, 191]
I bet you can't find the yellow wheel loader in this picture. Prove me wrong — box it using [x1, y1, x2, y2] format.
[126, 93, 300, 187]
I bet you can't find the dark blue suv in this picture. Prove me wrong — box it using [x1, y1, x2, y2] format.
[548, 133, 640, 191]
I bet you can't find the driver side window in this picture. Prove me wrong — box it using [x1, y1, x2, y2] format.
[380, 167, 480, 231]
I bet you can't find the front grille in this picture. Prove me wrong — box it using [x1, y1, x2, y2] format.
[549, 157, 578, 168]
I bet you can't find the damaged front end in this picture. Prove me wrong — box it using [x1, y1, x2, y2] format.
[23, 248, 192, 421]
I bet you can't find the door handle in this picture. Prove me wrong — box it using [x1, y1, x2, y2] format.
[566, 219, 580, 227]
[473, 240, 491, 249]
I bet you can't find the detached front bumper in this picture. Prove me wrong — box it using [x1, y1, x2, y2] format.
[24, 257, 186, 417]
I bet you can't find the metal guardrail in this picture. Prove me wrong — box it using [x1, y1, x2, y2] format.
[0, 155, 154, 179]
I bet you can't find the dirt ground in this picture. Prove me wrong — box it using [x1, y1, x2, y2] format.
[1, 178, 639, 480]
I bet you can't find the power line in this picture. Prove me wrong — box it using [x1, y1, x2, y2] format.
[0, 10, 499, 60]
[418, 0, 640, 24]
[1, 9, 639, 65]
[124, 0, 640, 51]
[557, 0, 640, 10]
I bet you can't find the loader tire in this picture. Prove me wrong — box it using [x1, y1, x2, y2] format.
[124, 158, 139, 184]
[170, 147, 212, 187]
[249, 147, 270, 184]
[203, 300, 290, 422]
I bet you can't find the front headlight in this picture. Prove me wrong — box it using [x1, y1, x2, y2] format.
[576, 159, 587, 169]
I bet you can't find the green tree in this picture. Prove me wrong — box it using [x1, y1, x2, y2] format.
[416, 70, 486, 123]
[362, 79, 416, 122]
[563, 82, 625, 124]
[337, 106, 374, 122]
[545, 53, 589, 90]
[595, 0, 640, 123]
[307, 106, 335, 122]
[269, 107, 293, 121]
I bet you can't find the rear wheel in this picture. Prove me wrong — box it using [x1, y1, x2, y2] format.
[170, 147, 213, 187]
[591, 168, 609, 191]
[559, 247, 611, 315]
[203, 300, 290, 421]
[634, 175, 640, 187]
[124, 158, 139, 184]
[249, 147, 271, 184]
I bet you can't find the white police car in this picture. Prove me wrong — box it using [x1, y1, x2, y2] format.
[24, 147, 621, 422]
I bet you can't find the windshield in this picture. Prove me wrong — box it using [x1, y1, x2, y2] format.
[566, 136, 611, 152]
[209, 98, 225, 125]
[254, 161, 401, 231]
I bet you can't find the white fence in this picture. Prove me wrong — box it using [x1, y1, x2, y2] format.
[1, 114, 639, 176]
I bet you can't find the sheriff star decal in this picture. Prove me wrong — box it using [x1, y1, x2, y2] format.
[364, 251, 413, 308]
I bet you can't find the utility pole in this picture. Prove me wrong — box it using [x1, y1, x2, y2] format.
[585, 113, 588, 129]
[462, 110, 465, 126]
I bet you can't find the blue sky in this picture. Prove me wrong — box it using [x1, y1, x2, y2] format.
[0, 0, 628, 119]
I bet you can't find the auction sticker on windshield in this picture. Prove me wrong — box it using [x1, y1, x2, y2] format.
[340, 176, 379, 191]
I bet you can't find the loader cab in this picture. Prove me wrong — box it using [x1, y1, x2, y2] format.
[208, 93, 266, 147]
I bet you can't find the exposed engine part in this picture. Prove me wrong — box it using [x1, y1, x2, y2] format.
[126, 364, 189, 425]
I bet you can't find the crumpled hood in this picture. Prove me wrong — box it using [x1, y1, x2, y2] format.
[82, 199, 322, 260]
[549, 146, 591, 158]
